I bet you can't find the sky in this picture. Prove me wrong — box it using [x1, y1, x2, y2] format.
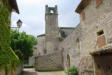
[11, 0, 81, 37]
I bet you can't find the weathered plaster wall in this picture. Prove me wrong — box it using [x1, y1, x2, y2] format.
[35, 51, 63, 71]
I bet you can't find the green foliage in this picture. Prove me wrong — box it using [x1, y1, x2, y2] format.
[58, 37, 63, 41]
[24, 65, 34, 68]
[10, 30, 37, 62]
[0, 47, 21, 74]
[66, 66, 78, 75]
[0, 1, 20, 74]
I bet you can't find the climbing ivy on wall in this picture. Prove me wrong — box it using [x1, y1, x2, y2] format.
[0, 0, 20, 74]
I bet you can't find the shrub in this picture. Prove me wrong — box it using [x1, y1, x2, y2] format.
[66, 66, 78, 75]
[24, 65, 34, 68]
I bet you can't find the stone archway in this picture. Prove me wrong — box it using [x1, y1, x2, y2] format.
[67, 55, 70, 69]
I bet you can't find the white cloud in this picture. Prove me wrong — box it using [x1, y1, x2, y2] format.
[20, 0, 58, 6]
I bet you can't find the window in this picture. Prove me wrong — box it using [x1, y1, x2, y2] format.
[38, 53, 40, 56]
[97, 30, 106, 48]
[96, 0, 102, 8]
[67, 55, 70, 69]
[50, 10, 54, 14]
[76, 38, 80, 50]
[44, 49, 47, 54]
[97, 30, 104, 36]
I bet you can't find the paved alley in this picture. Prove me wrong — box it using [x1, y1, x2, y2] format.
[23, 68, 37, 75]
[23, 68, 66, 75]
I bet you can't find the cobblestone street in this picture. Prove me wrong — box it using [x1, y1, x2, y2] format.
[23, 68, 66, 75]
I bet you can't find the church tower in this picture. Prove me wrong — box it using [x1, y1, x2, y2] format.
[45, 5, 59, 54]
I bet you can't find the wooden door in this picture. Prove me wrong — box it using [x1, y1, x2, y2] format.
[94, 54, 112, 75]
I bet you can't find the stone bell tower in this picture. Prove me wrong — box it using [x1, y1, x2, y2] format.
[45, 5, 59, 54]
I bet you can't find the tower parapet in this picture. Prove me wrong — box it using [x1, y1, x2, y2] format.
[45, 5, 58, 15]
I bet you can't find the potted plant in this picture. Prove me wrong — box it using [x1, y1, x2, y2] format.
[66, 66, 78, 75]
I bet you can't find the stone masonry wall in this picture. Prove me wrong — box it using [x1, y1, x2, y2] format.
[59, 0, 112, 74]
[45, 6, 60, 54]
[59, 25, 81, 70]
[78, 56, 94, 75]
[77, 0, 112, 74]
[36, 36, 45, 56]
[35, 51, 63, 71]
[80, 0, 112, 55]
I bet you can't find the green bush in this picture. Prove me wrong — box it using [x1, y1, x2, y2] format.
[66, 66, 78, 75]
[24, 65, 34, 68]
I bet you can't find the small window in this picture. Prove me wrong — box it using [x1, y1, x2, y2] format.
[76, 38, 80, 50]
[97, 30, 104, 36]
[44, 49, 47, 54]
[38, 53, 40, 56]
[50, 10, 54, 14]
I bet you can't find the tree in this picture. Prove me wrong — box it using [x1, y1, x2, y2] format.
[10, 29, 37, 63]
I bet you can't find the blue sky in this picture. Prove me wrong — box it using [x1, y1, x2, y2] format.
[11, 0, 81, 37]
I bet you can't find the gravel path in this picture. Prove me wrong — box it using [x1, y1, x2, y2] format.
[23, 68, 66, 75]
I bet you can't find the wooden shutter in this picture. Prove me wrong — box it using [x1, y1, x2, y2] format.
[97, 35, 106, 48]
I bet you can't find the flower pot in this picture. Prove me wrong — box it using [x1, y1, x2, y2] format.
[69, 72, 78, 75]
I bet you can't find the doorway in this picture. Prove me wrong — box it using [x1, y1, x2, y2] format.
[93, 53, 112, 75]
[67, 55, 70, 69]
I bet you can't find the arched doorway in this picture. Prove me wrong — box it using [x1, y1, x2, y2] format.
[67, 55, 70, 69]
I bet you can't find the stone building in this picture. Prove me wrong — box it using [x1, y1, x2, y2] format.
[76, 0, 112, 75]
[59, 0, 112, 75]
[35, 5, 75, 71]
[35, 0, 112, 74]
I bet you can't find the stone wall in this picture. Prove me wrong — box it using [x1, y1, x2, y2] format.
[45, 5, 60, 54]
[14, 64, 23, 75]
[80, 0, 112, 55]
[35, 0, 112, 73]
[0, 64, 23, 75]
[59, 27, 75, 38]
[78, 56, 94, 75]
[59, 25, 81, 70]
[36, 35, 45, 56]
[77, 0, 112, 74]
[59, 0, 112, 73]
[35, 51, 63, 71]
[29, 56, 35, 66]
